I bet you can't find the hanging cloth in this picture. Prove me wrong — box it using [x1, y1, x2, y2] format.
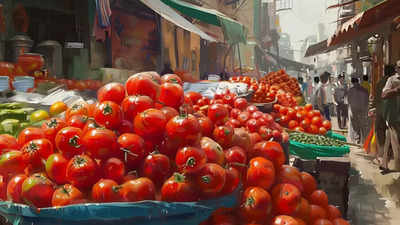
[95, 0, 112, 28]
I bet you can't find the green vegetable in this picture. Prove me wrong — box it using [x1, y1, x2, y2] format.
[289, 132, 345, 147]
[0, 102, 25, 109]
[1, 119, 20, 134]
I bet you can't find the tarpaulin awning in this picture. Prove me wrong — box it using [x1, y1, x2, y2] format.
[140, 0, 216, 42]
[161, 0, 247, 44]
[265, 51, 314, 71]
[304, 40, 329, 57]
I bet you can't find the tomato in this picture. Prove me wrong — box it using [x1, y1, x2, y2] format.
[246, 105, 258, 114]
[208, 104, 229, 125]
[42, 118, 67, 146]
[21, 138, 54, 171]
[118, 120, 134, 134]
[29, 110, 50, 123]
[311, 116, 322, 127]
[141, 152, 171, 187]
[279, 106, 288, 115]
[234, 98, 248, 110]
[45, 153, 68, 185]
[301, 172, 317, 198]
[166, 112, 201, 147]
[6, 174, 27, 203]
[294, 197, 311, 222]
[230, 108, 241, 119]
[200, 137, 225, 165]
[309, 204, 328, 223]
[125, 73, 160, 100]
[319, 127, 328, 135]
[52, 184, 84, 207]
[117, 133, 145, 170]
[82, 118, 102, 134]
[272, 183, 301, 215]
[271, 215, 298, 225]
[82, 128, 119, 160]
[246, 157, 275, 190]
[0, 134, 18, 154]
[251, 141, 285, 170]
[198, 116, 214, 137]
[287, 108, 296, 120]
[123, 171, 138, 182]
[222, 94, 235, 106]
[246, 119, 261, 132]
[21, 173, 55, 208]
[327, 205, 342, 220]
[91, 179, 122, 203]
[185, 92, 202, 105]
[240, 186, 272, 223]
[134, 109, 167, 141]
[66, 154, 99, 190]
[213, 126, 234, 148]
[305, 104, 313, 111]
[55, 127, 84, 159]
[160, 106, 179, 122]
[314, 219, 334, 225]
[121, 95, 153, 122]
[224, 146, 247, 172]
[161, 173, 198, 202]
[220, 166, 240, 196]
[120, 177, 156, 202]
[65, 102, 89, 121]
[66, 114, 88, 129]
[288, 120, 299, 129]
[195, 163, 226, 197]
[0, 151, 27, 176]
[102, 157, 125, 183]
[332, 218, 350, 225]
[49, 101, 68, 116]
[300, 119, 311, 130]
[312, 110, 321, 117]
[158, 83, 184, 110]
[175, 146, 207, 174]
[272, 129, 283, 142]
[93, 101, 123, 129]
[309, 190, 329, 208]
[17, 127, 45, 147]
[197, 97, 210, 107]
[322, 120, 332, 130]
[0, 175, 5, 201]
[97, 82, 126, 104]
[226, 118, 241, 128]
[249, 132, 262, 147]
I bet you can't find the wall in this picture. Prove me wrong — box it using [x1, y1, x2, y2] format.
[390, 30, 400, 64]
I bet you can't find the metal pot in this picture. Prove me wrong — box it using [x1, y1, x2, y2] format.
[9, 34, 34, 63]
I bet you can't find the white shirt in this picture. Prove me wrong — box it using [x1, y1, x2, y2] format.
[383, 73, 400, 93]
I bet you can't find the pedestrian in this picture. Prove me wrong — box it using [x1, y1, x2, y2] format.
[348, 76, 369, 144]
[361, 74, 371, 94]
[333, 73, 348, 129]
[311, 76, 320, 109]
[316, 72, 333, 121]
[369, 65, 396, 173]
[381, 60, 400, 171]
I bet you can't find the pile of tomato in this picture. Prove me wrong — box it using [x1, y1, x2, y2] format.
[260, 70, 301, 97]
[272, 104, 332, 135]
[35, 78, 103, 91]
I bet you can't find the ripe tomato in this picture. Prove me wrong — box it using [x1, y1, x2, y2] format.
[305, 104, 313, 111]
[117, 133, 145, 170]
[251, 141, 285, 169]
[208, 104, 229, 125]
[327, 205, 342, 220]
[272, 183, 302, 215]
[97, 82, 126, 104]
[45, 153, 68, 185]
[279, 115, 290, 126]
[198, 116, 214, 137]
[21, 138, 54, 170]
[118, 120, 134, 134]
[332, 218, 350, 225]
[49, 101, 68, 116]
[195, 163, 226, 197]
[7, 174, 27, 203]
[102, 157, 125, 183]
[246, 119, 261, 132]
[258, 126, 273, 141]
[287, 108, 296, 120]
[276, 165, 304, 192]
[134, 109, 167, 141]
[158, 83, 184, 110]
[246, 157, 275, 190]
[93, 101, 123, 129]
[230, 108, 241, 119]
[226, 118, 241, 128]
[175, 146, 207, 174]
[224, 146, 247, 172]
[301, 171, 317, 198]
[213, 125, 234, 148]
[220, 167, 240, 195]
[42, 118, 67, 146]
[309, 190, 329, 208]
[240, 186, 272, 223]
[197, 97, 210, 107]
[288, 120, 299, 129]
[246, 105, 258, 114]
[66, 154, 99, 190]
[66, 114, 88, 129]
[121, 95, 154, 122]
[55, 127, 84, 159]
[21, 173, 55, 208]
[271, 215, 298, 225]
[314, 219, 334, 225]
[0, 134, 18, 153]
[87, 102, 97, 117]
[82, 128, 119, 160]
[222, 94, 235, 106]
[120, 177, 156, 202]
[123, 171, 138, 182]
[160, 106, 179, 121]
[141, 152, 171, 187]
[17, 127, 45, 147]
[319, 127, 328, 135]
[0, 151, 27, 176]
[165, 113, 201, 147]
[200, 137, 225, 165]
[308, 124, 319, 134]
[185, 92, 202, 105]
[125, 74, 160, 100]
[52, 184, 84, 207]
[322, 120, 332, 130]
[294, 197, 311, 222]
[65, 102, 89, 121]
[92, 179, 122, 203]
[309, 205, 328, 224]
[234, 98, 248, 110]
[311, 116, 322, 127]
[161, 173, 198, 202]
[300, 119, 311, 130]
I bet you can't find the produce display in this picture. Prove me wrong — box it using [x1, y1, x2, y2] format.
[260, 70, 301, 97]
[289, 132, 345, 147]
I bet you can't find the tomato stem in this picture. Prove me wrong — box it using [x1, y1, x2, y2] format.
[68, 136, 81, 148]
[245, 196, 255, 207]
[173, 172, 186, 182]
[103, 103, 113, 115]
[186, 157, 196, 168]
[201, 175, 211, 184]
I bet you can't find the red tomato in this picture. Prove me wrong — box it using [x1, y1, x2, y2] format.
[246, 105, 258, 114]
[0, 151, 27, 176]
[82, 118, 102, 134]
[309, 190, 329, 208]
[6, 174, 27, 203]
[121, 95, 154, 122]
[161, 74, 183, 86]
[240, 186, 272, 223]
[66, 114, 88, 129]
[200, 137, 225, 165]
[141, 152, 171, 188]
[158, 136, 180, 159]
[82, 128, 119, 160]
[222, 94, 235, 106]
[125, 74, 160, 100]
[52, 184, 84, 206]
[208, 104, 229, 125]
[332, 218, 350, 225]
[41, 118, 67, 146]
[0, 175, 5, 200]
[277, 165, 304, 192]
[272, 183, 302, 215]
[220, 166, 240, 195]
[21, 173, 55, 208]
[311, 116, 322, 127]
[198, 116, 214, 137]
[237, 111, 251, 125]
[117, 133, 145, 170]
[185, 92, 202, 105]
[251, 141, 285, 170]
[158, 83, 184, 110]
[118, 120, 134, 134]
[271, 215, 298, 225]
[226, 118, 241, 128]
[102, 157, 125, 183]
[234, 98, 248, 110]
[66, 154, 99, 190]
[45, 153, 68, 185]
[230, 108, 241, 119]
[175, 147, 207, 174]
[133, 109, 167, 141]
[123, 171, 138, 182]
[161, 173, 198, 202]
[197, 97, 210, 107]
[322, 120, 332, 130]
[327, 204, 342, 220]
[246, 119, 261, 133]
[224, 146, 247, 172]
[319, 127, 328, 135]
[314, 219, 334, 225]
[195, 163, 226, 197]
[91, 179, 122, 203]
[295, 127, 305, 132]
[251, 111, 264, 120]
[308, 124, 319, 134]
[160, 106, 179, 121]
[213, 126, 234, 148]
[246, 157, 275, 190]
[97, 82, 126, 104]
[300, 119, 311, 130]
[0, 134, 18, 154]
[65, 102, 89, 121]
[288, 120, 299, 129]
[93, 101, 123, 130]
[55, 127, 84, 159]
[21, 138, 54, 170]
[305, 104, 313, 111]
[165, 113, 201, 147]
[258, 126, 273, 141]
[287, 108, 296, 120]
[17, 127, 45, 147]
[120, 177, 156, 202]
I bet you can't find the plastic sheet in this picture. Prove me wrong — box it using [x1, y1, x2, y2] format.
[0, 187, 239, 225]
[289, 140, 350, 160]
[326, 130, 347, 142]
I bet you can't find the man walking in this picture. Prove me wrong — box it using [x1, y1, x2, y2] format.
[348, 76, 369, 144]
[333, 73, 348, 129]
[316, 72, 333, 121]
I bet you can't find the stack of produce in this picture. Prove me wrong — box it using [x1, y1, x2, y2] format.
[259, 70, 301, 97]
[289, 132, 345, 147]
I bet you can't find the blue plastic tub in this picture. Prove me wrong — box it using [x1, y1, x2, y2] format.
[13, 77, 34, 92]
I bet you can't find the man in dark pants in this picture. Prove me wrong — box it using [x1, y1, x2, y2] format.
[317, 72, 333, 121]
[334, 74, 348, 129]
